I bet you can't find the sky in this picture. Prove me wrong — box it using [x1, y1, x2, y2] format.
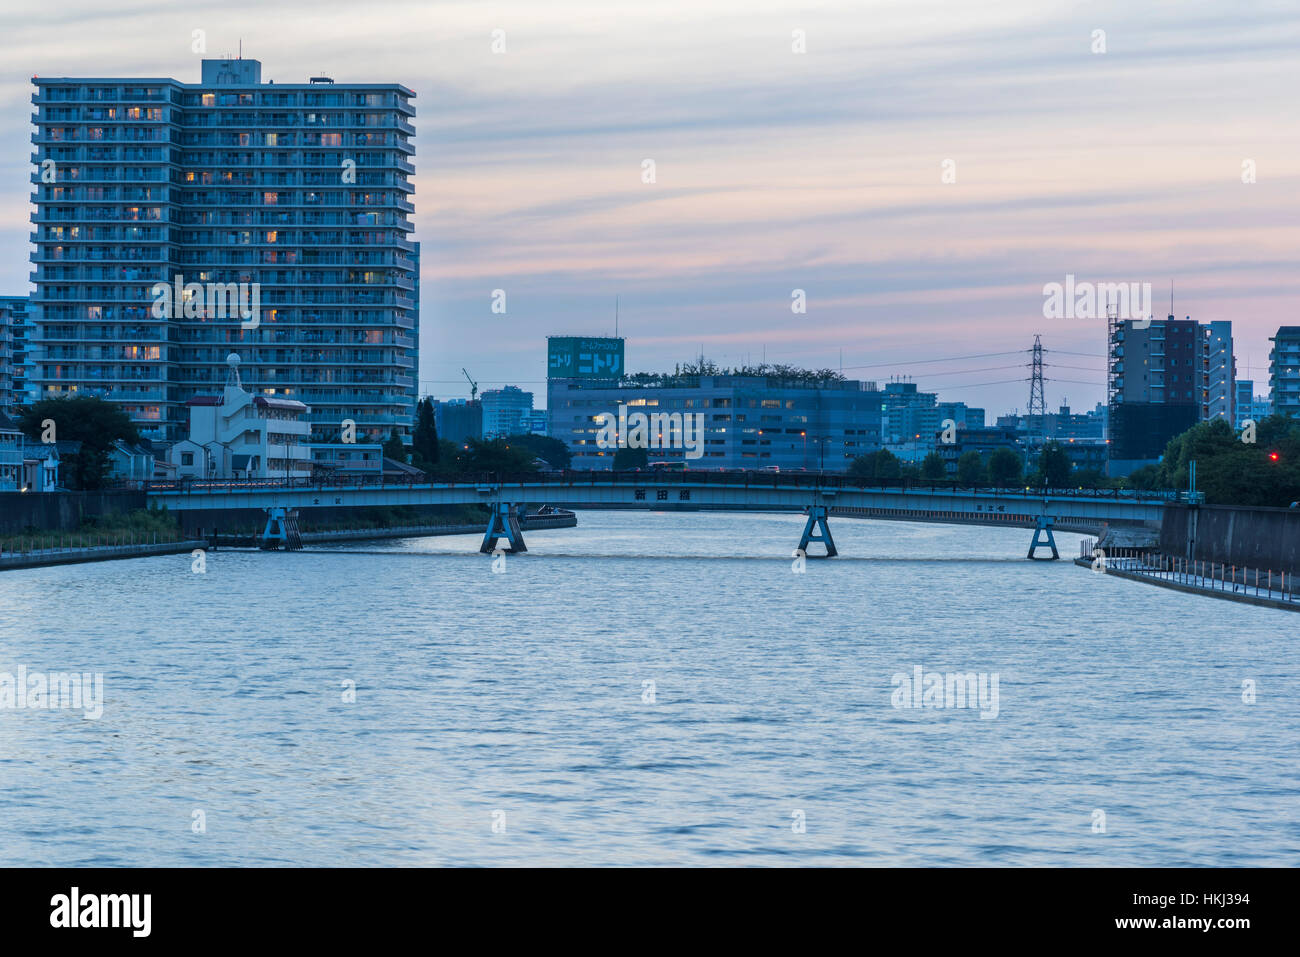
[2, 0, 1297, 416]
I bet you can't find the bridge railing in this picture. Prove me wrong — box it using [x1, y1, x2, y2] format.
[142, 470, 1181, 503]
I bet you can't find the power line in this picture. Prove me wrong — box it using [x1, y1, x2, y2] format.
[840, 350, 1025, 370]
[908, 362, 1033, 377]
[921, 376, 1029, 390]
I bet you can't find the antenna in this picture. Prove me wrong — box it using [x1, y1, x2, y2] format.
[615, 296, 619, 338]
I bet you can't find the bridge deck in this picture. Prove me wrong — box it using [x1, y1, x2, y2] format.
[145, 470, 1173, 530]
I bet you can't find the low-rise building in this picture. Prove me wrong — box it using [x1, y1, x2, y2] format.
[306, 442, 385, 479]
[167, 355, 312, 479]
[22, 443, 59, 491]
[108, 440, 155, 484]
[0, 411, 22, 491]
[935, 426, 1021, 476]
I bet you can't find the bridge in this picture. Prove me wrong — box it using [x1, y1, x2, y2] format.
[144, 470, 1179, 560]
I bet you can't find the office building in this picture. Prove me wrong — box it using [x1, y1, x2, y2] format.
[481, 385, 534, 438]
[878, 380, 938, 446]
[30, 59, 416, 443]
[550, 370, 885, 470]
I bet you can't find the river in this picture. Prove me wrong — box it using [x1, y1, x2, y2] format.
[0, 511, 1295, 866]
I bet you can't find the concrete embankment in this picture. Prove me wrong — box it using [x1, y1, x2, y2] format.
[0, 489, 147, 535]
[0, 540, 206, 572]
[1160, 503, 1300, 579]
[0, 513, 578, 570]
[296, 512, 577, 545]
[1072, 556, 1300, 612]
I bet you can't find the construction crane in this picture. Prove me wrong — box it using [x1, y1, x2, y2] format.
[462, 368, 478, 402]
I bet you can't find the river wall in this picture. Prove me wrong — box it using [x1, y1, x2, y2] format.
[0, 490, 147, 534]
[1159, 503, 1300, 578]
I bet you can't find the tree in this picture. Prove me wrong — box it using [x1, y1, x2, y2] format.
[1035, 441, 1072, 488]
[427, 439, 465, 476]
[504, 433, 572, 469]
[382, 429, 406, 463]
[847, 448, 902, 481]
[1125, 464, 1163, 491]
[956, 450, 985, 486]
[459, 437, 539, 473]
[987, 447, 1023, 487]
[19, 395, 141, 490]
[411, 398, 439, 468]
[1147, 414, 1300, 506]
[613, 445, 649, 470]
[920, 451, 946, 481]
[1072, 468, 1109, 488]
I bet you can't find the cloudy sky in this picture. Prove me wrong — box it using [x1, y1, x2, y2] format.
[3, 0, 1297, 415]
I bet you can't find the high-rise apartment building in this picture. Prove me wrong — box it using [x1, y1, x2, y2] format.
[1234, 380, 1272, 429]
[1269, 326, 1300, 419]
[0, 296, 35, 413]
[0, 304, 13, 414]
[1108, 315, 1237, 471]
[30, 59, 416, 442]
[1108, 316, 1200, 468]
[1203, 320, 1235, 424]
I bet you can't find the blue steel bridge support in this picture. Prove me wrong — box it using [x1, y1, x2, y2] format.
[260, 507, 302, 551]
[798, 504, 838, 558]
[481, 502, 527, 554]
[1027, 514, 1058, 561]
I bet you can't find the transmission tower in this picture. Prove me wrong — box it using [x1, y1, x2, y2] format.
[1028, 334, 1046, 447]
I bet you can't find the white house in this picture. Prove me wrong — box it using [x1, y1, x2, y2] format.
[168, 354, 312, 480]
[22, 443, 59, 491]
[108, 439, 155, 484]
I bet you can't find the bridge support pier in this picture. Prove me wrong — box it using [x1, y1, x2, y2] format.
[481, 502, 527, 554]
[261, 507, 302, 551]
[798, 505, 838, 558]
[1027, 515, 1058, 561]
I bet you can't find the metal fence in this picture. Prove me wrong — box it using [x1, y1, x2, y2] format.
[0, 529, 185, 558]
[142, 470, 1184, 502]
[1080, 538, 1300, 604]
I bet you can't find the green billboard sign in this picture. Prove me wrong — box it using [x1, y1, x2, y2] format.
[547, 336, 624, 379]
